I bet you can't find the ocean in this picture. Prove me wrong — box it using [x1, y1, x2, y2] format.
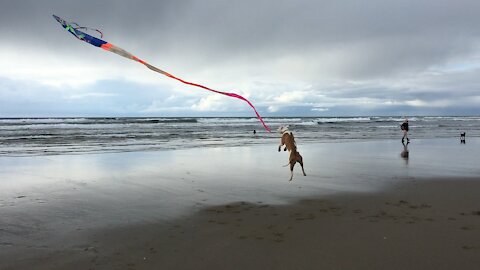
[0, 116, 478, 156]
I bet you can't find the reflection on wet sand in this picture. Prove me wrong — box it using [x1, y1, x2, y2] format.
[400, 142, 409, 165]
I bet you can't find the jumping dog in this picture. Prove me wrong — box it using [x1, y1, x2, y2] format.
[278, 125, 306, 181]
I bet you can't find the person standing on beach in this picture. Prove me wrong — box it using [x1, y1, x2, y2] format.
[400, 118, 409, 143]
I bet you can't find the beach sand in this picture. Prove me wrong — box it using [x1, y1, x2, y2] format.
[1, 138, 479, 269]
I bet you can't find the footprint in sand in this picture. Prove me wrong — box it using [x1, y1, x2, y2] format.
[471, 211, 480, 216]
[207, 209, 225, 214]
[295, 213, 316, 221]
[462, 245, 480, 250]
[84, 246, 99, 253]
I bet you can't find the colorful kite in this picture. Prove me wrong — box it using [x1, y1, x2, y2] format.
[52, 15, 271, 132]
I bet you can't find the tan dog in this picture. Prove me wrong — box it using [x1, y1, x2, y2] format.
[278, 125, 306, 181]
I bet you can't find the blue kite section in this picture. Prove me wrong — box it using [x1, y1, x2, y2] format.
[74, 29, 107, 47]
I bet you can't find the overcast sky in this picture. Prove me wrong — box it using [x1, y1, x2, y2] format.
[1, 0, 480, 117]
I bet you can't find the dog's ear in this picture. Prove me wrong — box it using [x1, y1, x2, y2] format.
[277, 125, 290, 134]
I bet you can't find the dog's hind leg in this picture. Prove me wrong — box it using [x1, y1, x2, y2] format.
[289, 162, 295, 181]
[299, 155, 306, 176]
[299, 161, 306, 176]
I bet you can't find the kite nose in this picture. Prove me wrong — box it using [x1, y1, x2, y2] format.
[52, 14, 62, 23]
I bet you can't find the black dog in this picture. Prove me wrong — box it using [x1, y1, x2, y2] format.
[460, 132, 466, 143]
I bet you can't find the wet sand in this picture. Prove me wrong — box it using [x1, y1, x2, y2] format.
[1, 138, 479, 269]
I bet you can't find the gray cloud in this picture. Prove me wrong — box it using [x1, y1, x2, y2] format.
[1, 0, 480, 116]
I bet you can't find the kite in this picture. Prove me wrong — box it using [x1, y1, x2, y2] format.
[52, 15, 271, 132]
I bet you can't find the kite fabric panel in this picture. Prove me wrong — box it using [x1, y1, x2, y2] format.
[52, 15, 271, 132]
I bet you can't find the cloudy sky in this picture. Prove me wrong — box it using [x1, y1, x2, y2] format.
[1, 0, 480, 117]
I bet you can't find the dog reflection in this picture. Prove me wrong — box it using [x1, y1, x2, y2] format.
[400, 142, 409, 164]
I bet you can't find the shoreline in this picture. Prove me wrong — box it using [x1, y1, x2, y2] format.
[2, 115, 479, 157]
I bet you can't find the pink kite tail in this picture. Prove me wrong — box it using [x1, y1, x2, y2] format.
[165, 73, 271, 133]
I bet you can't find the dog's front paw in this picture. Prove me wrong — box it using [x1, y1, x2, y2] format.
[283, 147, 287, 151]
